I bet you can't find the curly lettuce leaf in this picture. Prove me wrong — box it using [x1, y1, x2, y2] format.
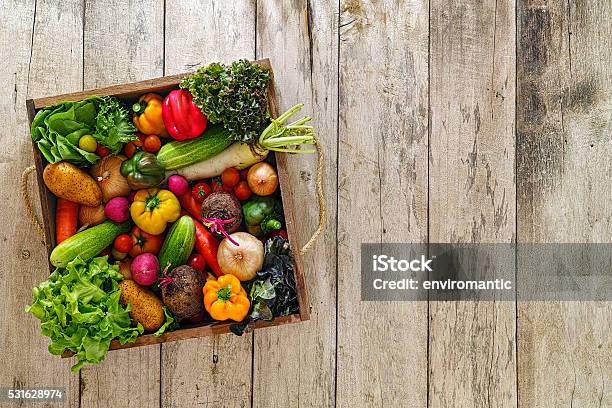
[92, 96, 137, 154]
[26, 256, 143, 372]
[153, 307, 180, 337]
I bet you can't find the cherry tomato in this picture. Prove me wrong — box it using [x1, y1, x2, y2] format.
[223, 184, 234, 193]
[114, 233, 133, 253]
[233, 180, 252, 201]
[187, 253, 206, 273]
[124, 140, 142, 158]
[221, 168, 240, 188]
[210, 177, 223, 192]
[78, 135, 97, 152]
[239, 168, 249, 180]
[96, 144, 110, 157]
[143, 134, 161, 153]
[112, 248, 127, 260]
[191, 182, 212, 204]
[268, 229, 288, 240]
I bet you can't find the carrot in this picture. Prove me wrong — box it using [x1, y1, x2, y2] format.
[56, 199, 79, 244]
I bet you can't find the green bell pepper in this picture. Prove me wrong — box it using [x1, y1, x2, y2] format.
[242, 196, 284, 237]
[120, 150, 165, 190]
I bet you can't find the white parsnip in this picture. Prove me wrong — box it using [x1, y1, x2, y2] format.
[170, 143, 268, 180]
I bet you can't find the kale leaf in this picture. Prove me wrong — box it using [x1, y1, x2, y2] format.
[180, 60, 271, 144]
[230, 237, 299, 336]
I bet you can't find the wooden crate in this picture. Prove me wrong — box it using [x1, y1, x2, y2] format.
[26, 59, 309, 352]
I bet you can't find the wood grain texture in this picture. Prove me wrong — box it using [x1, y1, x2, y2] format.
[3, 1, 82, 406]
[337, 0, 429, 406]
[428, 0, 517, 406]
[79, 1, 164, 406]
[161, 1, 257, 407]
[253, 1, 338, 407]
[517, 1, 612, 406]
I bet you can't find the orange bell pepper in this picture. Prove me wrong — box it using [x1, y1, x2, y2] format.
[132, 93, 169, 137]
[203, 274, 250, 321]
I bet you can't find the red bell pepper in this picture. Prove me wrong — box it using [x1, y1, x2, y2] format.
[178, 192, 202, 220]
[190, 216, 223, 277]
[162, 89, 207, 140]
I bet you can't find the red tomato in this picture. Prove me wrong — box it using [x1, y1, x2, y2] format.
[211, 177, 223, 192]
[143, 134, 161, 153]
[114, 234, 133, 253]
[221, 168, 240, 188]
[239, 168, 249, 180]
[129, 226, 163, 257]
[191, 182, 212, 204]
[233, 181, 252, 201]
[187, 253, 206, 273]
[96, 144, 110, 157]
[124, 140, 142, 158]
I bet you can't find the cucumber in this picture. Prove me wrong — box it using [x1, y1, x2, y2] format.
[157, 126, 233, 170]
[158, 216, 196, 272]
[50, 221, 130, 267]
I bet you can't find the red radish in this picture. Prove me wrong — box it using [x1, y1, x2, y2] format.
[168, 175, 189, 196]
[131, 253, 160, 286]
[105, 196, 130, 222]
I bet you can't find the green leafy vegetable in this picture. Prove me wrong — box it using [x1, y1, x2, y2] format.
[26, 256, 143, 372]
[93, 96, 138, 154]
[31, 96, 136, 166]
[180, 59, 271, 144]
[230, 237, 299, 335]
[153, 307, 180, 337]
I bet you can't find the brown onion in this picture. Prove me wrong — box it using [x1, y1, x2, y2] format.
[79, 204, 106, 227]
[90, 155, 131, 202]
[217, 232, 264, 281]
[247, 162, 278, 196]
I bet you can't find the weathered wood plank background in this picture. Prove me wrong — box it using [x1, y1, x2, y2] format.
[1, 1, 610, 407]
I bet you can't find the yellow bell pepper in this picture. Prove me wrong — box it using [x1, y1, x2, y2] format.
[203, 274, 250, 322]
[132, 93, 169, 137]
[130, 188, 180, 235]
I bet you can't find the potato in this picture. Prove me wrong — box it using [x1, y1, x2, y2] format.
[43, 162, 102, 206]
[119, 279, 164, 332]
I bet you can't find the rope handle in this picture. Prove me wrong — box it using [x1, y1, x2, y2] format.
[21, 165, 46, 240]
[298, 136, 326, 255]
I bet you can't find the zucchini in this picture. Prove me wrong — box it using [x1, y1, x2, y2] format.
[158, 216, 196, 272]
[50, 221, 130, 267]
[157, 126, 232, 170]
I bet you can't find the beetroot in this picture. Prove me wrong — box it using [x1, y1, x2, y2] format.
[201, 191, 242, 240]
[159, 265, 204, 320]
